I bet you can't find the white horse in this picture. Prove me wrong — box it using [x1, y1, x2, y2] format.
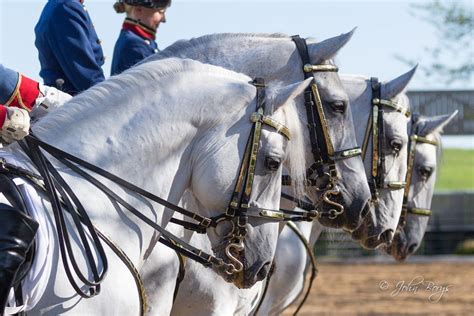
[1, 58, 312, 315]
[387, 111, 457, 260]
[169, 66, 418, 316]
[345, 68, 416, 248]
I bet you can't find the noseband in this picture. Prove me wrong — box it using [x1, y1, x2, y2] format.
[361, 78, 411, 205]
[398, 120, 438, 228]
[280, 36, 362, 220]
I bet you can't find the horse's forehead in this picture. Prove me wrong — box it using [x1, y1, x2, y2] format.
[315, 72, 348, 102]
[415, 143, 437, 166]
[342, 76, 370, 102]
[384, 112, 409, 140]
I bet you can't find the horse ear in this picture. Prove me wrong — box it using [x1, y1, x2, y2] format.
[418, 111, 459, 136]
[270, 78, 313, 112]
[307, 27, 356, 63]
[382, 65, 418, 99]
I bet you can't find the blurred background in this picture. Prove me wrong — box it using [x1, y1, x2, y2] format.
[1, 0, 473, 314]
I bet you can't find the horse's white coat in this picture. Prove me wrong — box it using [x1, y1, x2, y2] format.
[388, 111, 457, 260]
[2, 58, 310, 315]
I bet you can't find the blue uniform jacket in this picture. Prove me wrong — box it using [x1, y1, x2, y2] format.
[111, 18, 159, 76]
[34, 0, 105, 95]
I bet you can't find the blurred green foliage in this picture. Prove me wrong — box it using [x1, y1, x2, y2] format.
[436, 149, 474, 189]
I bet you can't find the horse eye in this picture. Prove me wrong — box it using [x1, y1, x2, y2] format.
[390, 140, 403, 154]
[418, 166, 433, 181]
[265, 157, 281, 171]
[330, 101, 346, 114]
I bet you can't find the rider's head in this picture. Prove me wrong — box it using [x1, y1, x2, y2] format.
[114, 0, 171, 30]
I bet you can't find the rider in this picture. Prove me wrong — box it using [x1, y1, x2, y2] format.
[34, 0, 105, 95]
[111, 0, 170, 75]
[0, 64, 71, 314]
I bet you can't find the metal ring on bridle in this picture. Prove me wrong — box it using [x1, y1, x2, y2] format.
[212, 218, 236, 239]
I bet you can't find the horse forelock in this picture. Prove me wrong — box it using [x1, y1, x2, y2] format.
[273, 102, 307, 198]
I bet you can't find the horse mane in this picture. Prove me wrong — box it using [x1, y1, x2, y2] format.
[142, 33, 292, 63]
[35, 58, 251, 133]
[274, 101, 307, 198]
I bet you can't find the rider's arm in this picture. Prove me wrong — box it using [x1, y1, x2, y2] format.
[0, 63, 72, 117]
[47, 2, 105, 92]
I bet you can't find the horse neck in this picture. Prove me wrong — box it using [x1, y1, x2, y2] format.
[157, 35, 302, 84]
[33, 70, 246, 191]
[27, 69, 251, 255]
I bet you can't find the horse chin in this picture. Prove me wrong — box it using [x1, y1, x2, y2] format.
[212, 267, 254, 289]
[387, 231, 409, 262]
[351, 214, 389, 250]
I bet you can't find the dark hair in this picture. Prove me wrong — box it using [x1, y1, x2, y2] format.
[122, 0, 171, 9]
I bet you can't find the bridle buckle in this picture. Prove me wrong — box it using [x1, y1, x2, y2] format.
[200, 217, 212, 228]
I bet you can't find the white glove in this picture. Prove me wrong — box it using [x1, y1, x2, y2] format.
[0, 107, 30, 144]
[30, 84, 72, 120]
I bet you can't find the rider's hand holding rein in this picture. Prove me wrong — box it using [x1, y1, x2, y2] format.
[0, 64, 72, 143]
[0, 106, 30, 144]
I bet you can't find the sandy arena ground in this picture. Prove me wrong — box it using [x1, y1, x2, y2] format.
[282, 260, 474, 315]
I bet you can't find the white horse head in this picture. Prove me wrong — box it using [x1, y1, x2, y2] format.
[145, 30, 372, 231]
[190, 79, 312, 287]
[6, 58, 314, 313]
[346, 67, 417, 248]
[388, 111, 457, 260]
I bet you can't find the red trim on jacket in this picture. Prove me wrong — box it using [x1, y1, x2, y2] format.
[4, 74, 40, 112]
[0, 106, 7, 129]
[123, 19, 156, 40]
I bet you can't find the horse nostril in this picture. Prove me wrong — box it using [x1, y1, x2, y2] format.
[407, 243, 418, 254]
[255, 262, 272, 282]
[380, 229, 394, 244]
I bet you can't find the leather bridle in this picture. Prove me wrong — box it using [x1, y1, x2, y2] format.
[397, 119, 438, 228]
[360, 78, 411, 205]
[280, 36, 362, 220]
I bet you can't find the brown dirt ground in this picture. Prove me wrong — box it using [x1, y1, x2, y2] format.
[282, 261, 474, 316]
